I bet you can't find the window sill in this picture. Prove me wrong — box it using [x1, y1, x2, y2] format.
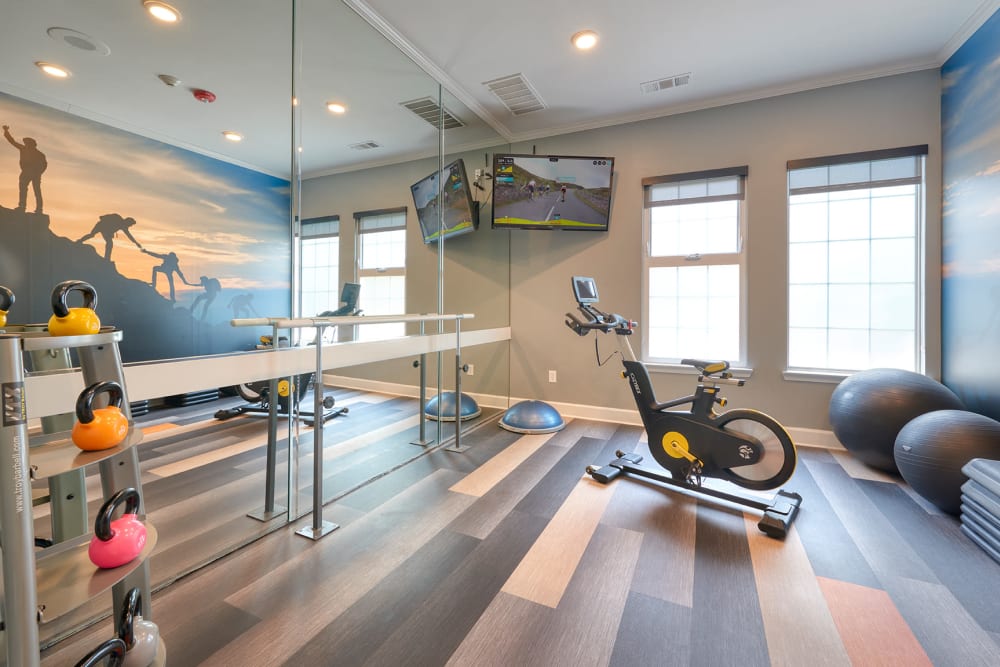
[646, 362, 754, 379]
[782, 369, 849, 384]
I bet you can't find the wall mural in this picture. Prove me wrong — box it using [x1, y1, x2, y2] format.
[0, 91, 291, 363]
[941, 9, 1000, 420]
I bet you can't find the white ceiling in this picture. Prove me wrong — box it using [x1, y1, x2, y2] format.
[1, 0, 997, 180]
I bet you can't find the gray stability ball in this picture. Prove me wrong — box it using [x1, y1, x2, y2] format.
[895, 409, 1000, 514]
[829, 368, 964, 473]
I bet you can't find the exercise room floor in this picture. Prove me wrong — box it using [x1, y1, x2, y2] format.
[39, 392, 1000, 666]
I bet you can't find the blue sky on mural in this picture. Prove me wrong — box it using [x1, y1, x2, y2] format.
[941, 9, 1000, 279]
[0, 91, 290, 295]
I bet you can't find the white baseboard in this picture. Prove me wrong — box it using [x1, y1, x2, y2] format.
[321, 374, 841, 449]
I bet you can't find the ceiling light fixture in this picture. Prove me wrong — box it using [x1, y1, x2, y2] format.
[326, 102, 347, 114]
[222, 131, 243, 142]
[571, 30, 598, 50]
[35, 61, 72, 78]
[143, 1, 182, 23]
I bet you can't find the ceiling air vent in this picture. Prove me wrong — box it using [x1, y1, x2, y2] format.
[640, 72, 691, 95]
[400, 97, 464, 130]
[483, 73, 546, 115]
[348, 140, 381, 151]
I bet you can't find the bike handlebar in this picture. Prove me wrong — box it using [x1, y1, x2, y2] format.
[565, 306, 636, 336]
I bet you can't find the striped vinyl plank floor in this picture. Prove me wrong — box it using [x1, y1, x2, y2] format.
[37, 395, 1000, 666]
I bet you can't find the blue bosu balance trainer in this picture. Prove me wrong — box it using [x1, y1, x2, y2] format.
[500, 400, 565, 434]
[425, 391, 481, 422]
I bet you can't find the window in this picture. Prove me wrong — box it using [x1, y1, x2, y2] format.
[299, 215, 340, 317]
[356, 208, 406, 340]
[642, 167, 747, 365]
[787, 145, 927, 373]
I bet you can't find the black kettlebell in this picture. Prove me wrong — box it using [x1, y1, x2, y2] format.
[49, 279, 101, 336]
[0, 285, 12, 327]
[73, 638, 126, 667]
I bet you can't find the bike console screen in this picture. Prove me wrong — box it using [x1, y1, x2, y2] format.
[572, 276, 600, 305]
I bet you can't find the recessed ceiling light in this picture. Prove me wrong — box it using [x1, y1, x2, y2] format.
[222, 131, 243, 142]
[35, 62, 72, 78]
[571, 30, 598, 50]
[143, 1, 182, 23]
[326, 102, 347, 114]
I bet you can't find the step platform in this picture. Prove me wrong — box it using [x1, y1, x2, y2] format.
[960, 458, 1000, 565]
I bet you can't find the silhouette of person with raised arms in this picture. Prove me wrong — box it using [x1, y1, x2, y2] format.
[2, 125, 47, 214]
[190, 276, 221, 321]
[228, 293, 260, 319]
[77, 213, 143, 260]
[143, 247, 189, 302]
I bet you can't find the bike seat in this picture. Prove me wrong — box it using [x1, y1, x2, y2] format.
[681, 358, 730, 376]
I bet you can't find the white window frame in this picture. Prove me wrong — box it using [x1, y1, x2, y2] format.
[298, 215, 340, 318]
[641, 167, 749, 369]
[355, 207, 407, 340]
[785, 145, 928, 377]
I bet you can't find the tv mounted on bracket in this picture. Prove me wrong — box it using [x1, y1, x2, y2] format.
[492, 153, 614, 231]
[410, 158, 479, 244]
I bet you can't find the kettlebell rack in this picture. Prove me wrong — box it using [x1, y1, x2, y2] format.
[0, 329, 164, 666]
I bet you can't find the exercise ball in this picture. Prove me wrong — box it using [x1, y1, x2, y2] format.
[500, 400, 565, 434]
[425, 392, 481, 422]
[895, 410, 1000, 515]
[829, 368, 964, 473]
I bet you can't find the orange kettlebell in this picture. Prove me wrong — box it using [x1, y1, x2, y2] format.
[73, 381, 129, 451]
[0, 285, 12, 328]
[49, 280, 101, 336]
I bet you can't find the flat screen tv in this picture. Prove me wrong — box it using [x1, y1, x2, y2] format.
[492, 154, 614, 231]
[410, 158, 479, 244]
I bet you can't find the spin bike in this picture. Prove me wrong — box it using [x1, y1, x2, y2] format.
[565, 276, 802, 538]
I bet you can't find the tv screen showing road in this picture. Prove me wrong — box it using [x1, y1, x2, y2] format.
[492, 154, 614, 231]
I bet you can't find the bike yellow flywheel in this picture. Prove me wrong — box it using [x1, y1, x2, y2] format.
[277, 379, 291, 397]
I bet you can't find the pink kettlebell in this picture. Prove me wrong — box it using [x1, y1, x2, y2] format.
[119, 587, 159, 667]
[89, 488, 146, 569]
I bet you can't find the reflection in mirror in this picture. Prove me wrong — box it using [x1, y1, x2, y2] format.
[0, 0, 511, 652]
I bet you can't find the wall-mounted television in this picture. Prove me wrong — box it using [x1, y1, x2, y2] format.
[410, 158, 479, 244]
[492, 154, 614, 231]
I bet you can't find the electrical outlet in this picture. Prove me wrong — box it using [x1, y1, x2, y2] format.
[548, 370, 557, 383]
[467, 363, 475, 376]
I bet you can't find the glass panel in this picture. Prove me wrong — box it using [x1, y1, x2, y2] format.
[871, 238, 914, 282]
[829, 328, 870, 370]
[788, 166, 828, 190]
[829, 240, 869, 283]
[828, 196, 870, 240]
[789, 242, 828, 284]
[871, 156, 918, 181]
[829, 162, 870, 186]
[829, 284, 869, 329]
[788, 328, 827, 368]
[789, 200, 828, 242]
[871, 191, 916, 238]
[871, 283, 914, 329]
[871, 330, 916, 370]
[789, 285, 827, 328]
[648, 265, 739, 362]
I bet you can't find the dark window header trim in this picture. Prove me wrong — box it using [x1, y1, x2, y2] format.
[787, 144, 928, 171]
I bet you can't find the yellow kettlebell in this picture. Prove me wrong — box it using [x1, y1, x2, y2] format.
[49, 280, 101, 336]
[0, 285, 13, 328]
[72, 381, 129, 451]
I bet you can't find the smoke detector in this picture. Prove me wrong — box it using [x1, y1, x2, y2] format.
[192, 89, 216, 103]
[158, 74, 181, 87]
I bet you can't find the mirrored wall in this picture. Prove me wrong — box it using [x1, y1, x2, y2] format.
[0, 0, 510, 645]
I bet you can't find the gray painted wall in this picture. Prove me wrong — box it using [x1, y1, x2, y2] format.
[303, 70, 943, 431]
